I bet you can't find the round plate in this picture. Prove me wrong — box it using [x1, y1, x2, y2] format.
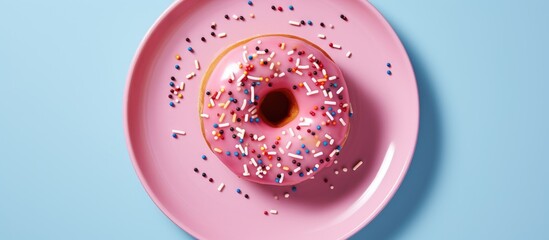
[124, 0, 418, 239]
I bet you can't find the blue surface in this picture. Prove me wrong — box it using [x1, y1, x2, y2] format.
[1, 0, 548, 239]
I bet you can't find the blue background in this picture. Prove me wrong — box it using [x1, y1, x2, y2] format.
[1, 0, 548, 239]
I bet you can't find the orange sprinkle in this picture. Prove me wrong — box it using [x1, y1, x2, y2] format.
[313, 106, 318, 110]
[298, 83, 304, 87]
[175, 55, 181, 60]
[276, 136, 281, 140]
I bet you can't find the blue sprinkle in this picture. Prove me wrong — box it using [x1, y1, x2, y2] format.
[254, 95, 259, 100]
[299, 173, 304, 177]
[307, 20, 313, 25]
[213, 123, 219, 128]
[172, 133, 177, 138]
[305, 149, 310, 154]
[387, 62, 392, 68]
[292, 186, 297, 192]
[333, 83, 338, 87]
[169, 82, 175, 87]
[387, 70, 392, 76]
[236, 188, 242, 194]
[331, 112, 336, 116]
[242, 153, 247, 157]
[234, 152, 239, 156]
[230, 97, 234, 101]
[248, 55, 253, 60]
[328, 107, 333, 111]
[201, 155, 207, 160]
[169, 102, 175, 107]
[255, 118, 260, 123]
[175, 65, 180, 70]
[289, 5, 294, 10]
[337, 145, 342, 150]
[247, 0, 253, 6]
[316, 125, 321, 130]
[187, 47, 193, 52]
[226, 151, 231, 156]
[275, 178, 279, 183]
[323, 141, 328, 146]
[257, 159, 263, 165]
[296, 150, 301, 155]
[313, 167, 318, 171]
[301, 144, 305, 148]
[244, 89, 249, 94]
[239, 139, 243, 143]
[349, 112, 354, 117]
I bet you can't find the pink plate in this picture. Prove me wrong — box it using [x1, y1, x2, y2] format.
[124, 0, 418, 239]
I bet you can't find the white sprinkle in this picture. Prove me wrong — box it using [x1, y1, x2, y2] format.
[280, 43, 286, 50]
[289, 20, 301, 26]
[214, 148, 222, 153]
[324, 101, 337, 105]
[200, 114, 209, 118]
[328, 91, 333, 99]
[269, 209, 279, 214]
[279, 173, 284, 183]
[218, 122, 229, 128]
[257, 135, 265, 141]
[322, 69, 327, 76]
[313, 62, 320, 69]
[242, 50, 248, 63]
[186, 72, 195, 79]
[285, 141, 292, 149]
[247, 75, 262, 81]
[288, 153, 303, 159]
[318, 34, 326, 39]
[306, 90, 319, 96]
[245, 146, 248, 156]
[295, 58, 301, 66]
[237, 144, 245, 153]
[346, 51, 352, 58]
[194, 59, 200, 70]
[313, 152, 323, 157]
[287, 50, 294, 55]
[298, 122, 311, 127]
[232, 14, 238, 19]
[329, 138, 335, 145]
[250, 158, 258, 167]
[209, 98, 215, 107]
[241, 98, 247, 111]
[268, 151, 276, 156]
[245, 114, 249, 122]
[288, 128, 295, 137]
[322, 89, 328, 97]
[293, 167, 301, 173]
[256, 50, 266, 55]
[257, 40, 262, 44]
[269, 62, 275, 70]
[295, 70, 303, 75]
[343, 167, 348, 172]
[311, 77, 317, 83]
[172, 130, 186, 135]
[325, 133, 332, 139]
[326, 112, 334, 120]
[243, 164, 250, 176]
[179, 82, 185, 90]
[329, 149, 338, 157]
[217, 183, 225, 192]
[251, 86, 255, 102]
[219, 113, 225, 122]
[278, 72, 286, 78]
[353, 161, 364, 171]
[303, 82, 312, 92]
[331, 43, 342, 49]
[328, 76, 337, 81]
[284, 193, 290, 198]
[247, 105, 256, 113]
[336, 87, 344, 94]
[297, 135, 303, 140]
[339, 118, 347, 126]
[278, 147, 285, 154]
[218, 32, 227, 38]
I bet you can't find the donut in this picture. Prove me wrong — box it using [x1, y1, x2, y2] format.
[199, 34, 352, 185]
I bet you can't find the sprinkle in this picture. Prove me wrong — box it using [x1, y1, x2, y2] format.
[298, 122, 311, 127]
[306, 90, 319, 96]
[288, 153, 303, 159]
[217, 183, 225, 192]
[278, 72, 286, 78]
[387, 70, 392, 76]
[200, 114, 209, 118]
[247, 75, 262, 81]
[324, 101, 337, 105]
[287, 50, 295, 55]
[325, 133, 332, 139]
[330, 43, 342, 49]
[343, 167, 348, 172]
[236, 188, 242, 194]
[313, 152, 323, 157]
[284, 193, 290, 198]
[288, 127, 295, 137]
[257, 135, 265, 141]
[243, 164, 250, 176]
[293, 167, 301, 173]
[295, 70, 303, 75]
[318, 34, 326, 39]
[187, 47, 194, 52]
[353, 161, 364, 171]
[346, 51, 352, 58]
[169, 102, 175, 107]
[339, 118, 347, 126]
[289, 20, 301, 26]
[232, 14, 238, 20]
[172, 130, 186, 136]
[247, 0, 253, 6]
[326, 112, 334, 120]
[303, 82, 312, 92]
[336, 87, 344, 94]
[218, 32, 227, 38]
[328, 76, 338, 81]
[242, 50, 248, 63]
[186, 72, 196, 79]
[250, 86, 255, 102]
[285, 141, 292, 149]
[201, 155, 207, 160]
[214, 148, 223, 153]
[289, 5, 294, 10]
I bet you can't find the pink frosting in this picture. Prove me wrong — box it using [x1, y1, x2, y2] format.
[200, 35, 351, 185]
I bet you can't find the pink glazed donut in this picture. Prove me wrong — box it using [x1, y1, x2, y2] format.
[199, 34, 352, 185]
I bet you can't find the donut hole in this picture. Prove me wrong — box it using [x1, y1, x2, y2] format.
[258, 89, 298, 127]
